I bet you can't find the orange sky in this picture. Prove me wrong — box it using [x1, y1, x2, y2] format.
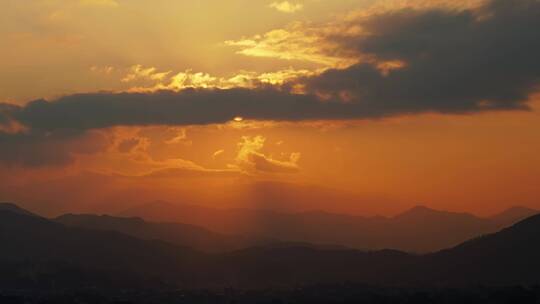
[1, 0, 539, 217]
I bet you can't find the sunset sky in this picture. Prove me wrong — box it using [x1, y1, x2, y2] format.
[1, 0, 539, 217]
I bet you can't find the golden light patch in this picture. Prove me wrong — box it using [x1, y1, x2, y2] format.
[269, 1, 303, 13]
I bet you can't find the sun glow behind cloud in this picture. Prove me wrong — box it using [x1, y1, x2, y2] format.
[113, 65, 317, 92]
[0, 0, 539, 217]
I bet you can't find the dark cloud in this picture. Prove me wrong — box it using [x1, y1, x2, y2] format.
[7, 89, 335, 131]
[0, 89, 331, 166]
[0, 0, 539, 166]
[0, 130, 108, 167]
[1, 0, 538, 131]
[0, 103, 20, 127]
[306, 0, 540, 114]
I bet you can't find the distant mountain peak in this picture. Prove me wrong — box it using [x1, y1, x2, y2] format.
[394, 205, 441, 218]
[490, 206, 539, 226]
[409, 205, 436, 212]
[393, 205, 485, 224]
[497, 205, 538, 215]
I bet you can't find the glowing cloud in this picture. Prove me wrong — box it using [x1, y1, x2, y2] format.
[269, 1, 303, 13]
[125, 67, 315, 92]
[212, 149, 225, 159]
[225, 25, 358, 68]
[234, 136, 300, 174]
[122, 65, 171, 83]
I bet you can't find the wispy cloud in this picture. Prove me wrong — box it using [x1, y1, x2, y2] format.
[234, 136, 300, 174]
[225, 27, 355, 68]
[121, 65, 171, 83]
[212, 149, 225, 159]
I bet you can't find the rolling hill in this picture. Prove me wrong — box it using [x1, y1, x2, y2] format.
[0, 209, 203, 289]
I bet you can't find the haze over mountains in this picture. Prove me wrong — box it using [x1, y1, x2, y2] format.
[119, 201, 538, 253]
[4, 200, 537, 254]
[55, 213, 274, 253]
[2, 203, 540, 290]
[0, 179, 405, 218]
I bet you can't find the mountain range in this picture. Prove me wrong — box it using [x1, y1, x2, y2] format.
[2, 202, 540, 289]
[118, 201, 538, 253]
[55, 213, 274, 253]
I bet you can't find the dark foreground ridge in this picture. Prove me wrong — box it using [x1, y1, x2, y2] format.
[2, 285, 540, 304]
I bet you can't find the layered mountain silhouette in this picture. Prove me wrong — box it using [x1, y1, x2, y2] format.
[55, 213, 274, 253]
[215, 211, 540, 287]
[2, 203, 540, 290]
[119, 201, 538, 253]
[0, 209, 202, 289]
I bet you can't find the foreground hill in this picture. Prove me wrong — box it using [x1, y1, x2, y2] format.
[0, 210, 203, 289]
[421, 213, 540, 285]
[0, 202, 38, 217]
[120, 201, 538, 252]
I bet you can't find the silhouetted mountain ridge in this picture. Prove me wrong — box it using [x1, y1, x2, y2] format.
[0, 202, 38, 217]
[417, 213, 540, 285]
[394, 205, 482, 221]
[55, 213, 276, 253]
[120, 201, 538, 253]
[0, 209, 203, 289]
[2, 203, 540, 289]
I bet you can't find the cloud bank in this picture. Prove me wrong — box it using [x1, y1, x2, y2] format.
[1, 0, 539, 166]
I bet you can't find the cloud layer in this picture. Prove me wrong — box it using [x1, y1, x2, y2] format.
[1, 0, 539, 166]
[305, 0, 540, 114]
